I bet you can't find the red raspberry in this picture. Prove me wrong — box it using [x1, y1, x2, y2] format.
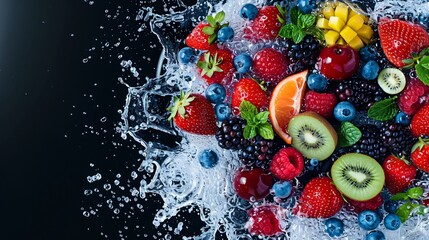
[269, 148, 304, 181]
[346, 194, 384, 213]
[304, 91, 337, 119]
[253, 48, 289, 84]
[398, 78, 429, 115]
[247, 205, 284, 236]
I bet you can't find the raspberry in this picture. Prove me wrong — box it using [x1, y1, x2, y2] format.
[253, 48, 289, 84]
[346, 194, 384, 213]
[269, 148, 304, 181]
[247, 205, 284, 236]
[398, 78, 429, 115]
[304, 91, 337, 119]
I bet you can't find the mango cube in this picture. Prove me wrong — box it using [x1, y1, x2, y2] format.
[348, 36, 364, 50]
[340, 26, 358, 43]
[317, 18, 331, 29]
[322, 6, 335, 19]
[357, 24, 374, 41]
[325, 30, 340, 46]
[348, 15, 365, 31]
[328, 16, 346, 32]
[335, 4, 349, 22]
[337, 37, 346, 45]
[361, 37, 370, 44]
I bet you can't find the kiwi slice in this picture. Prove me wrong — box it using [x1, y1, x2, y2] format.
[377, 68, 406, 94]
[287, 111, 337, 161]
[331, 153, 385, 201]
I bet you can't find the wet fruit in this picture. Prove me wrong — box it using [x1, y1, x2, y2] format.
[233, 167, 274, 201]
[269, 147, 304, 181]
[377, 68, 406, 95]
[317, 45, 359, 81]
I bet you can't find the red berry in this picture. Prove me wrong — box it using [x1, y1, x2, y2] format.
[247, 205, 284, 236]
[346, 194, 384, 213]
[304, 91, 337, 119]
[186, 23, 218, 50]
[379, 18, 429, 68]
[398, 78, 429, 115]
[244, 6, 284, 41]
[232, 78, 268, 112]
[269, 148, 304, 181]
[233, 167, 274, 201]
[253, 48, 289, 84]
[317, 45, 359, 81]
[382, 155, 417, 194]
[197, 49, 234, 85]
[411, 103, 429, 137]
[411, 139, 429, 173]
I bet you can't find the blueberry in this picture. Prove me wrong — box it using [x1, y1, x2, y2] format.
[229, 207, 249, 225]
[240, 3, 258, 20]
[198, 149, 219, 169]
[218, 26, 234, 42]
[310, 158, 319, 166]
[384, 213, 401, 230]
[384, 200, 398, 214]
[178, 47, 195, 64]
[362, 60, 380, 80]
[233, 54, 252, 74]
[307, 73, 328, 92]
[418, 14, 429, 28]
[205, 83, 226, 104]
[215, 103, 232, 121]
[359, 46, 377, 63]
[395, 111, 410, 125]
[297, 0, 316, 14]
[358, 210, 381, 230]
[324, 218, 344, 237]
[365, 230, 386, 240]
[334, 101, 357, 122]
[272, 181, 292, 198]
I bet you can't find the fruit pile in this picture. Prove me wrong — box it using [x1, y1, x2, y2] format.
[168, 1, 429, 239]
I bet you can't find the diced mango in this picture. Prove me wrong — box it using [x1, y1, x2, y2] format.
[340, 26, 358, 43]
[337, 37, 346, 45]
[348, 36, 364, 50]
[325, 30, 340, 46]
[357, 24, 374, 41]
[322, 6, 335, 19]
[348, 9, 358, 19]
[335, 4, 349, 22]
[328, 16, 346, 32]
[317, 18, 331, 29]
[348, 15, 365, 31]
[361, 37, 370, 44]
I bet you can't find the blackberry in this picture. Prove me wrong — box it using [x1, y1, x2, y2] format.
[285, 36, 321, 71]
[351, 125, 388, 163]
[334, 78, 387, 111]
[216, 118, 247, 150]
[379, 122, 416, 159]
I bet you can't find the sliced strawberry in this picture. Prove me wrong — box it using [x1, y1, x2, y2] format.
[232, 78, 268, 112]
[244, 6, 284, 41]
[304, 91, 337, 119]
[379, 18, 429, 68]
[253, 48, 289, 84]
[382, 155, 417, 194]
[269, 148, 304, 181]
[197, 49, 234, 85]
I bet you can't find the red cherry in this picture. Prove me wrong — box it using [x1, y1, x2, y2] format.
[233, 168, 273, 201]
[317, 45, 359, 81]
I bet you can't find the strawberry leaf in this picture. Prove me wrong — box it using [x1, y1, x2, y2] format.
[215, 11, 225, 23]
[290, 7, 299, 25]
[367, 97, 399, 121]
[419, 56, 429, 70]
[207, 15, 216, 27]
[258, 123, 274, 140]
[338, 122, 362, 147]
[416, 64, 429, 86]
[202, 26, 215, 35]
[391, 192, 409, 201]
[407, 187, 424, 199]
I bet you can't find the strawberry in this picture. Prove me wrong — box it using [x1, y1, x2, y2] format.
[304, 91, 337, 119]
[186, 11, 227, 50]
[253, 48, 289, 84]
[197, 49, 234, 85]
[168, 92, 217, 135]
[398, 78, 429, 115]
[246, 205, 284, 236]
[378, 17, 429, 68]
[294, 177, 343, 218]
[382, 155, 417, 194]
[411, 138, 429, 173]
[270, 148, 304, 181]
[411, 103, 429, 137]
[346, 194, 384, 213]
[232, 78, 268, 112]
[244, 6, 284, 41]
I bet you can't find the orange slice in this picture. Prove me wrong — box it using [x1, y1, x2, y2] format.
[269, 70, 308, 144]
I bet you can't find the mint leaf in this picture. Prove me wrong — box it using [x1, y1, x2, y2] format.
[279, 24, 295, 39]
[420, 56, 429, 70]
[298, 14, 315, 28]
[290, 7, 299, 25]
[306, 27, 325, 41]
[407, 187, 424, 199]
[258, 123, 274, 140]
[338, 122, 362, 147]
[396, 202, 415, 222]
[292, 29, 305, 44]
[368, 97, 399, 121]
[416, 64, 429, 86]
[391, 192, 409, 201]
[243, 125, 257, 139]
[255, 111, 269, 123]
[240, 100, 258, 121]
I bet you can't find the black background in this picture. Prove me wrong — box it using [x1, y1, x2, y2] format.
[0, 0, 202, 239]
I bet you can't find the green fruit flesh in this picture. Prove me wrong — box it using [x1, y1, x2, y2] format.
[331, 153, 385, 201]
[377, 68, 406, 95]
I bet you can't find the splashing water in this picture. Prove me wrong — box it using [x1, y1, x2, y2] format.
[83, 0, 429, 239]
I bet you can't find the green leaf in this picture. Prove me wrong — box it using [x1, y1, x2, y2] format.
[243, 125, 257, 139]
[416, 64, 429, 86]
[207, 15, 216, 26]
[402, 58, 415, 65]
[278, 24, 296, 39]
[292, 29, 305, 44]
[240, 100, 258, 122]
[367, 97, 399, 121]
[419, 46, 429, 57]
[420, 56, 429, 69]
[215, 11, 225, 23]
[255, 111, 269, 123]
[208, 34, 217, 44]
[338, 122, 362, 147]
[306, 27, 325, 41]
[298, 14, 316, 28]
[391, 192, 409, 201]
[396, 202, 420, 222]
[277, 15, 285, 24]
[290, 7, 299, 25]
[202, 26, 215, 35]
[407, 187, 424, 199]
[258, 123, 274, 140]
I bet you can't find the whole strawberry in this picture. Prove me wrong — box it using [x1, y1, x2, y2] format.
[411, 138, 429, 173]
[246, 205, 284, 236]
[197, 49, 234, 85]
[186, 11, 227, 50]
[382, 155, 417, 194]
[168, 92, 217, 135]
[244, 6, 284, 41]
[270, 148, 304, 181]
[304, 91, 337, 119]
[411, 103, 429, 137]
[398, 78, 429, 115]
[232, 78, 268, 112]
[294, 177, 343, 218]
[253, 48, 289, 84]
[379, 17, 429, 68]
[346, 194, 383, 213]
